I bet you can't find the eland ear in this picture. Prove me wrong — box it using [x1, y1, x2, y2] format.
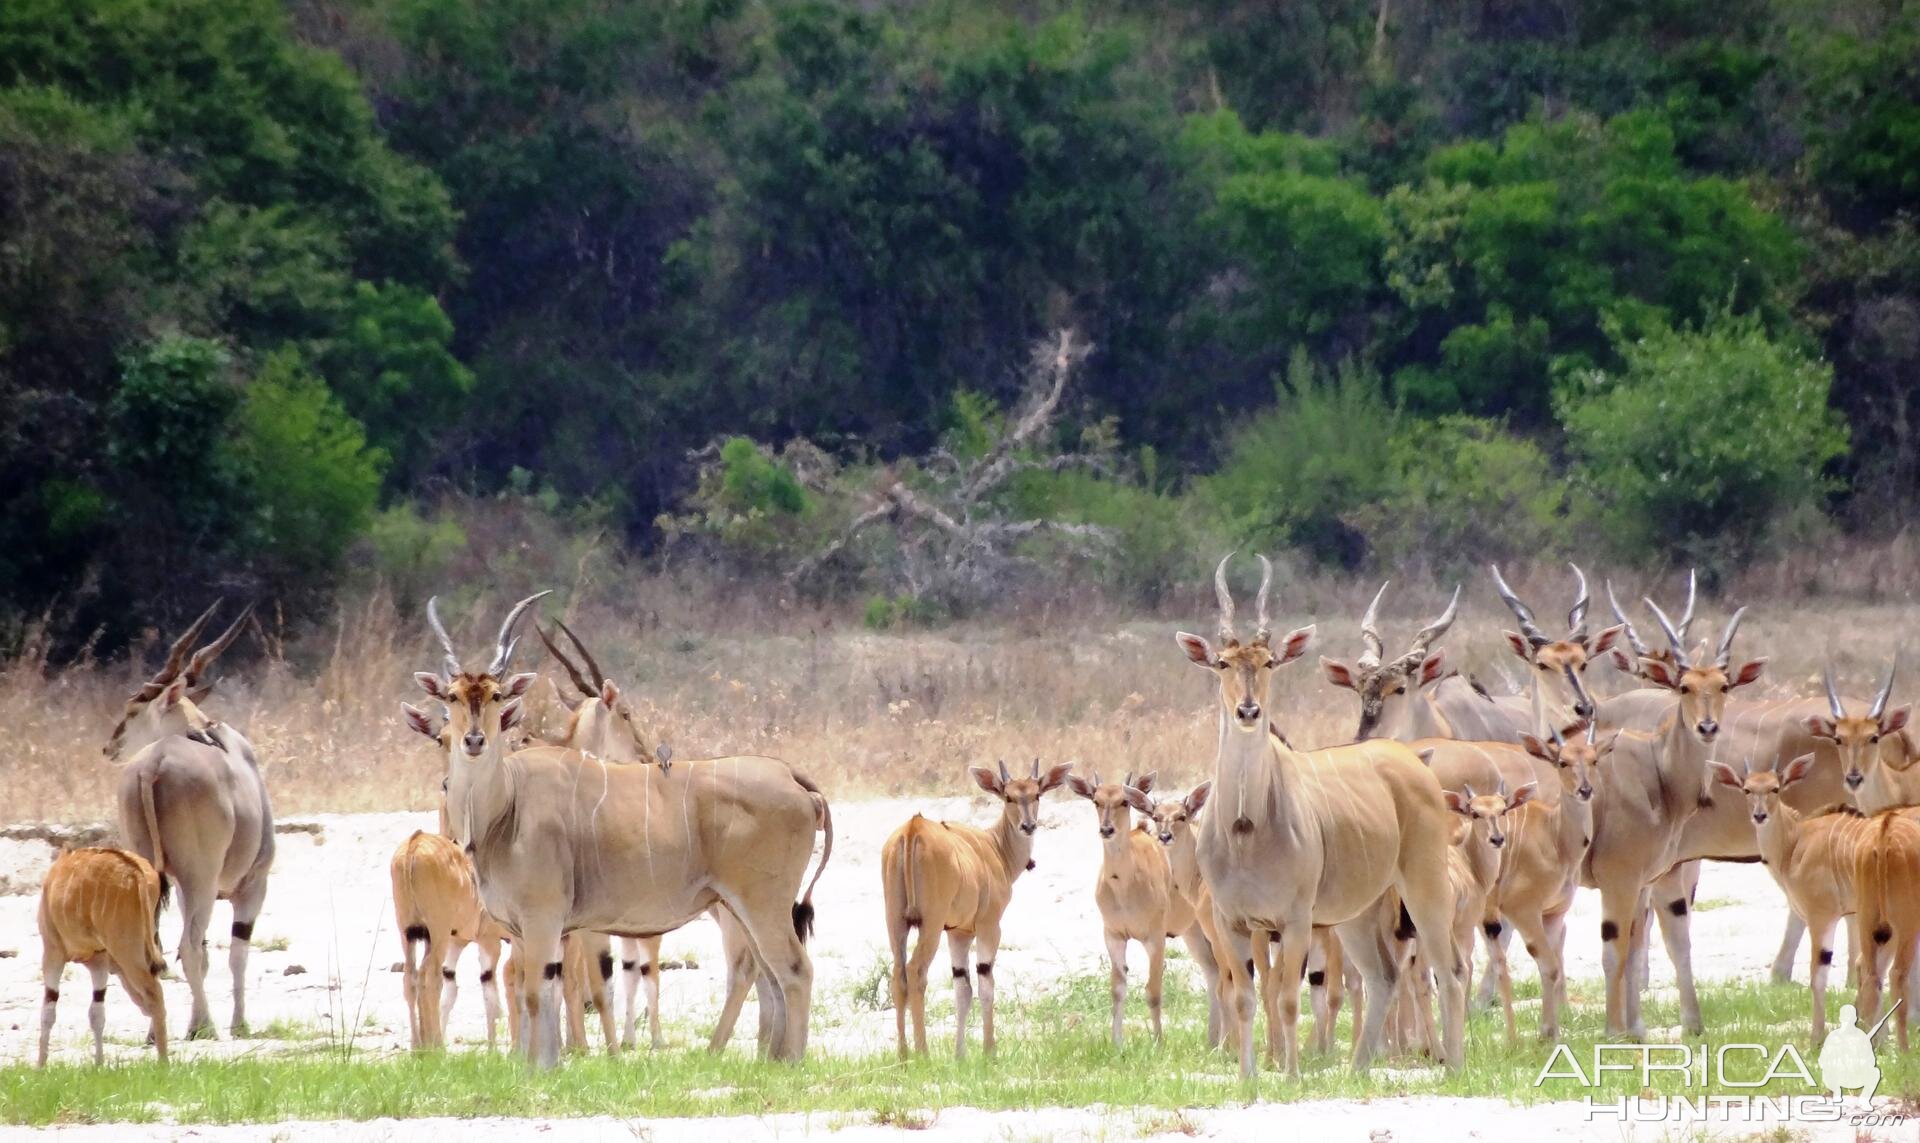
[1417, 747, 1436, 767]
[1040, 762, 1075, 793]
[415, 672, 449, 699]
[1708, 762, 1743, 790]
[1419, 650, 1447, 687]
[1521, 734, 1553, 763]
[1122, 786, 1153, 815]
[1591, 624, 1625, 654]
[161, 677, 188, 708]
[1780, 753, 1816, 788]
[1321, 657, 1358, 691]
[1503, 631, 1532, 660]
[1731, 659, 1767, 688]
[505, 671, 538, 698]
[1442, 789, 1469, 815]
[1066, 774, 1096, 800]
[1176, 632, 1215, 667]
[1507, 782, 1539, 811]
[600, 679, 619, 707]
[499, 697, 525, 732]
[1804, 714, 1836, 739]
[1132, 770, 1158, 796]
[1276, 625, 1315, 664]
[401, 702, 437, 740]
[969, 766, 1003, 795]
[1640, 659, 1681, 690]
[1884, 706, 1911, 736]
[1185, 781, 1212, 816]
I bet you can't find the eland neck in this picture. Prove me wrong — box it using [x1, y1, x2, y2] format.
[1206, 705, 1295, 845]
[444, 731, 515, 854]
[1752, 801, 1802, 870]
[989, 803, 1040, 881]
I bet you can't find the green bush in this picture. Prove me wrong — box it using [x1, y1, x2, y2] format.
[1559, 312, 1850, 564]
[1007, 463, 1214, 606]
[365, 503, 469, 602]
[717, 437, 808, 517]
[659, 439, 827, 573]
[1200, 350, 1397, 566]
[1357, 416, 1569, 569]
[230, 352, 386, 584]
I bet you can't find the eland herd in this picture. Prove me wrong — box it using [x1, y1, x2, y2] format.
[31, 558, 1920, 1082]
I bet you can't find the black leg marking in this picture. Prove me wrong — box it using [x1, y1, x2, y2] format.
[953, 966, 968, 979]
[1819, 948, 1834, 966]
[92, 988, 107, 1003]
[1396, 904, 1418, 941]
[1875, 925, 1893, 945]
[598, 951, 614, 981]
[1668, 899, 1688, 917]
[638, 963, 653, 977]
[404, 924, 429, 944]
[1482, 920, 1502, 939]
[1601, 920, 1620, 942]
[1307, 970, 1326, 987]
[43, 987, 58, 1003]
[621, 960, 637, 973]
[442, 967, 457, 982]
[1244, 958, 1256, 976]
[976, 962, 991, 977]
[232, 920, 255, 942]
[542, 961, 564, 981]
[479, 969, 495, 984]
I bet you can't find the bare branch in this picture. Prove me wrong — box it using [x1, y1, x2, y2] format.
[960, 329, 1093, 505]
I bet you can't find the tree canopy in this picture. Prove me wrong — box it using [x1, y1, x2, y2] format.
[3, 0, 1916, 641]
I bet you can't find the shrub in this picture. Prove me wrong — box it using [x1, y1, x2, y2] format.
[230, 351, 386, 586]
[1358, 416, 1569, 569]
[658, 438, 831, 574]
[364, 503, 469, 603]
[1559, 312, 1850, 565]
[1200, 350, 1397, 566]
[1006, 463, 1216, 606]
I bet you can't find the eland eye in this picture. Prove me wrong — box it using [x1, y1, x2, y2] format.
[1871, 735, 1881, 744]
[1720, 684, 1730, 694]
[1680, 685, 1693, 695]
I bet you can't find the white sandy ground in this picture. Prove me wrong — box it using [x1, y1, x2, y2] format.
[0, 798, 1901, 1140]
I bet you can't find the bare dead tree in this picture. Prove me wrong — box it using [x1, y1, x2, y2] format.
[787, 329, 1112, 603]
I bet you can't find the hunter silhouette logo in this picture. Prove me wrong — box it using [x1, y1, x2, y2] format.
[1818, 1003, 1893, 1101]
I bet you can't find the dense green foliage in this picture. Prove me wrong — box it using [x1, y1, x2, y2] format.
[1560, 312, 1849, 562]
[3, 0, 1918, 640]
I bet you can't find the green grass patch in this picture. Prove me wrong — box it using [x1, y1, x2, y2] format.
[7, 973, 1919, 1125]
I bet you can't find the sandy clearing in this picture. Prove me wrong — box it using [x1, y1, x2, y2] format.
[0, 797, 1876, 1139]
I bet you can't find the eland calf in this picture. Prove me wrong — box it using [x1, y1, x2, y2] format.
[882, 759, 1072, 1058]
[37, 847, 169, 1066]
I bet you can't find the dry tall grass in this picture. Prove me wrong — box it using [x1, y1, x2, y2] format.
[2, 567, 1913, 823]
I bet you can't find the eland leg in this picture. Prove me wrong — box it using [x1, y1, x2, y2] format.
[226, 871, 268, 1038]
